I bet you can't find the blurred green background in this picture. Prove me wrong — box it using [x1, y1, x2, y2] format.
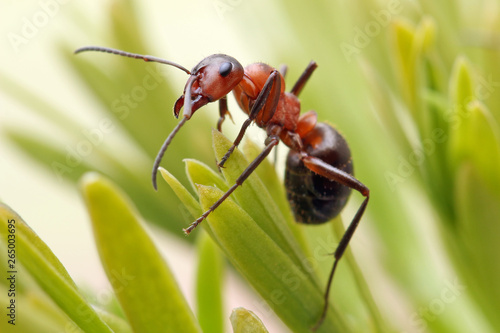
[1, 0, 500, 332]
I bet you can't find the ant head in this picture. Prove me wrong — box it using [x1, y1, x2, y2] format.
[73, 47, 245, 189]
[174, 54, 244, 118]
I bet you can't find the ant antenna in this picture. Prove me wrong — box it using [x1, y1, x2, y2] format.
[75, 46, 199, 190]
[151, 116, 188, 190]
[151, 75, 197, 190]
[74, 46, 191, 74]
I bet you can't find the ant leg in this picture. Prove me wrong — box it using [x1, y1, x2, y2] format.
[273, 145, 279, 167]
[218, 70, 281, 168]
[217, 117, 252, 168]
[301, 155, 370, 331]
[217, 96, 233, 132]
[290, 61, 318, 97]
[184, 135, 280, 234]
[312, 196, 369, 331]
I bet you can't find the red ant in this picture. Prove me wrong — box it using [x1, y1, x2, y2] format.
[75, 46, 370, 331]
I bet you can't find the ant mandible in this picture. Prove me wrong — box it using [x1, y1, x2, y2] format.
[75, 46, 370, 331]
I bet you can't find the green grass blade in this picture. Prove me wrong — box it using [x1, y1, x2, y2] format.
[185, 158, 229, 194]
[0, 203, 113, 333]
[451, 100, 500, 191]
[448, 56, 475, 170]
[196, 233, 225, 333]
[242, 139, 311, 257]
[198, 185, 350, 333]
[95, 308, 134, 333]
[0, 285, 77, 333]
[159, 167, 204, 229]
[454, 164, 500, 331]
[211, 130, 320, 289]
[80, 172, 201, 333]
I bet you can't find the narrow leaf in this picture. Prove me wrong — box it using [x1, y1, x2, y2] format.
[95, 308, 134, 333]
[451, 100, 500, 191]
[0, 203, 113, 333]
[242, 139, 311, 257]
[448, 56, 475, 168]
[80, 173, 201, 333]
[391, 19, 417, 107]
[185, 158, 228, 194]
[211, 130, 320, 289]
[198, 185, 348, 333]
[196, 233, 225, 333]
[0, 285, 75, 333]
[454, 164, 500, 329]
[160, 167, 202, 220]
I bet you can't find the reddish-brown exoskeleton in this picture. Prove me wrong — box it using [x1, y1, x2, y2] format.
[75, 46, 370, 331]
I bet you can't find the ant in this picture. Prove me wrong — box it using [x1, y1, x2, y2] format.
[75, 46, 370, 331]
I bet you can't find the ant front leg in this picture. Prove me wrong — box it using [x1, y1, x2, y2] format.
[302, 155, 370, 331]
[217, 70, 281, 168]
[217, 96, 233, 132]
[184, 131, 281, 234]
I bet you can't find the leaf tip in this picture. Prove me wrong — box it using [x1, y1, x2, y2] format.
[230, 307, 269, 333]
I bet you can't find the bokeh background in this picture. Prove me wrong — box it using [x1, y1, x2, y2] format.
[1, 0, 500, 332]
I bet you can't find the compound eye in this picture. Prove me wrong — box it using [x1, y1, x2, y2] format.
[219, 62, 233, 77]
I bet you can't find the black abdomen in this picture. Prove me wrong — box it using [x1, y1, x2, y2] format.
[285, 122, 353, 224]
